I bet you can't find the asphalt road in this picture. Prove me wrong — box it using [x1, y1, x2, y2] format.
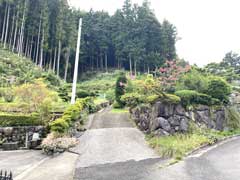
[74, 108, 240, 180]
[73, 108, 160, 179]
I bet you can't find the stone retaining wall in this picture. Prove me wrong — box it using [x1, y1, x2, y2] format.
[131, 102, 226, 136]
[0, 126, 46, 148]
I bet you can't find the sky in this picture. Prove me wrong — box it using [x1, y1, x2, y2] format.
[69, 0, 240, 66]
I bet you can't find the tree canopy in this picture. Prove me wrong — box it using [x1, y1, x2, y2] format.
[0, 0, 177, 81]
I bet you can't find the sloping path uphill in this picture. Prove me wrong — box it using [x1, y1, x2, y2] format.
[74, 107, 240, 180]
[73, 107, 162, 180]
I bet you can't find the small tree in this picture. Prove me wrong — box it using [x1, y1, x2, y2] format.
[159, 60, 191, 92]
[115, 74, 127, 107]
[15, 79, 58, 113]
[207, 77, 231, 103]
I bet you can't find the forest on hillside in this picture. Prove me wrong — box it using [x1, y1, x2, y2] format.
[0, 0, 177, 81]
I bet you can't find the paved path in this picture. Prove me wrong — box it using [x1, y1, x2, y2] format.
[74, 108, 240, 180]
[146, 136, 240, 180]
[0, 150, 78, 180]
[73, 108, 160, 179]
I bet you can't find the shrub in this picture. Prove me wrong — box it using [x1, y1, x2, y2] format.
[49, 97, 95, 133]
[105, 89, 115, 103]
[146, 94, 160, 104]
[115, 74, 127, 107]
[175, 90, 212, 106]
[121, 93, 144, 108]
[207, 77, 231, 103]
[162, 94, 181, 104]
[14, 79, 56, 111]
[113, 101, 122, 109]
[0, 113, 42, 127]
[42, 72, 61, 87]
[49, 118, 69, 133]
[58, 86, 70, 102]
[2, 88, 14, 102]
[76, 89, 95, 98]
[176, 69, 208, 93]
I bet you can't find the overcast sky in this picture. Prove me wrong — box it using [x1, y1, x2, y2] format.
[70, 0, 240, 66]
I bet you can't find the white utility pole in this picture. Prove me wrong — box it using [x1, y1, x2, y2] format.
[71, 18, 82, 104]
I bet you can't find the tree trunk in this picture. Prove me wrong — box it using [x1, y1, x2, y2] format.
[117, 57, 120, 69]
[64, 47, 70, 81]
[129, 54, 132, 76]
[147, 65, 150, 74]
[24, 36, 29, 57]
[35, 17, 41, 64]
[96, 55, 99, 71]
[18, 0, 27, 56]
[29, 35, 33, 58]
[16, 28, 21, 53]
[134, 60, 137, 76]
[12, 11, 19, 52]
[105, 52, 108, 73]
[33, 41, 37, 62]
[1, 4, 7, 42]
[100, 52, 103, 70]
[48, 49, 53, 72]
[53, 47, 57, 72]
[4, 4, 10, 49]
[9, 10, 15, 49]
[57, 40, 62, 76]
[39, 29, 44, 68]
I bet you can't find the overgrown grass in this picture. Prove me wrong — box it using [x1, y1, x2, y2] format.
[94, 97, 108, 105]
[147, 133, 211, 160]
[147, 125, 240, 160]
[111, 108, 129, 113]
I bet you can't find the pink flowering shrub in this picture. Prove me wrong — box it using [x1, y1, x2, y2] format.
[159, 60, 191, 91]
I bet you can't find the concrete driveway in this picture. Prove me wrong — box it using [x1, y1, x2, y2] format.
[0, 150, 78, 180]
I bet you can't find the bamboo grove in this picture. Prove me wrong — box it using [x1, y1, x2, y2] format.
[0, 0, 177, 81]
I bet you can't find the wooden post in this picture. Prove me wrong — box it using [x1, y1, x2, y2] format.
[71, 18, 82, 104]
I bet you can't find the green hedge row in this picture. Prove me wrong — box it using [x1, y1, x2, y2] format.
[0, 113, 42, 127]
[175, 90, 220, 107]
[49, 97, 97, 133]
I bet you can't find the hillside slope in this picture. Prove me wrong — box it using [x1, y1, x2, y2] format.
[0, 47, 60, 86]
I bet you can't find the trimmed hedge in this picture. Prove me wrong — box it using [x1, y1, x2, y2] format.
[162, 94, 181, 104]
[49, 97, 97, 133]
[175, 90, 213, 106]
[121, 93, 144, 108]
[0, 113, 42, 127]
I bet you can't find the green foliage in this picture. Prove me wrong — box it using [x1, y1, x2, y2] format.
[176, 69, 208, 93]
[105, 89, 115, 103]
[0, 0, 177, 81]
[2, 88, 14, 102]
[113, 101, 122, 109]
[42, 72, 61, 87]
[50, 118, 69, 134]
[175, 90, 212, 106]
[58, 86, 70, 102]
[147, 133, 211, 159]
[115, 74, 127, 107]
[14, 79, 58, 113]
[0, 48, 60, 87]
[0, 113, 42, 127]
[121, 93, 144, 108]
[147, 123, 240, 159]
[162, 94, 181, 104]
[50, 97, 96, 133]
[207, 77, 231, 103]
[225, 107, 240, 129]
[76, 89, 95, 98]
[146, 94, 160, 104]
